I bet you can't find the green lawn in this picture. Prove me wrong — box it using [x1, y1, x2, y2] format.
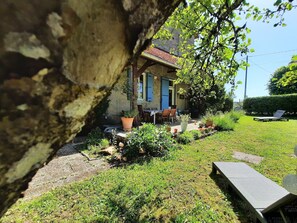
[2, 116, 297, 222]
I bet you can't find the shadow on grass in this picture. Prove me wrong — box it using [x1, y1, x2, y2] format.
[209, 172, 255, 223]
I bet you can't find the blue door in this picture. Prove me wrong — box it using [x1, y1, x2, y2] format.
[161, 78, 169, 110]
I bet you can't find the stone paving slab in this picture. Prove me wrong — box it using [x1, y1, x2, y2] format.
[23, 143, 109, 200]
[232, 151, 264, 164]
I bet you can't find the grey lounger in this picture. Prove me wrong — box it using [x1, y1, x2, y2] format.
[212, 162, 297, 223]
[253, 110, 288, 122]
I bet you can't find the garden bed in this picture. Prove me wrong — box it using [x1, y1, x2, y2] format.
[2, 116, 297, 222]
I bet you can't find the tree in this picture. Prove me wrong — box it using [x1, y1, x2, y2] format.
[0, 0, 182, 216]
[278, 55, 297, 87]
[0, 0, 296, 217]
[268, 55, 297, 95]
[155, 0, 297, 110]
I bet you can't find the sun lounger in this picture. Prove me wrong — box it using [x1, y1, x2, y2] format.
[253, 110, 288, 122]
[212, 162, 297, 223]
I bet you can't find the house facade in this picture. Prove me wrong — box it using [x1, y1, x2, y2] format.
[106, 46, 188, 123]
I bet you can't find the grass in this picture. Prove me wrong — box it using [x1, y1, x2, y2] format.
[2, 116, 297, 222]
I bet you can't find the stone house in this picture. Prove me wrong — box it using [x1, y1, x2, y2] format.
[106, 45, 188, 123]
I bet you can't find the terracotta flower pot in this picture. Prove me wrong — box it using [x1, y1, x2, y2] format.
[121, 117, 134, 131]
[205, 119, 213, 127]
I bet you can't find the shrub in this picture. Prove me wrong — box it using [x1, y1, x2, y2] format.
[229, 111, 243, 123]
[222, 97, 233, 112]
[124, 124, 176, 159]
[85, 127, 105, 146]
[243, 94, 297, 115]
[176, 131, 194, 144]
[79, 128, 110, 157]
[213, 114, 235, 131]
[191, 130, 202, 140]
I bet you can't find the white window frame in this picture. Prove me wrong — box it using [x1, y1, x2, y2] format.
[137, 73, 147, 101]
[169, 79, 175, 106]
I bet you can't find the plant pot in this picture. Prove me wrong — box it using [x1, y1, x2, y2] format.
[121, 117, 134, 131]
[205, 120, 213, 127]
[181, 121, 188, 132]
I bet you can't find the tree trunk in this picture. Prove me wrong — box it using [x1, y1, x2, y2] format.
[0, 0, 182, 216]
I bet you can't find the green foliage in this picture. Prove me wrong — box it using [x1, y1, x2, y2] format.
[268, 56, 297, 95]
[155, 0, 254, 116]
[278, 57, 297, 88]
[174, 201, 220, 222]
[191, 130, 202, 140]
[100, 138, 110, 148]
[121, 110, 138, 118]
[79, 128, 110, 157]
[243, 94, 297, 114]
[176, 131, 194, 144]
[85, 127, 105, 147]
[124, 124, 176, 159]
[229, 111, 244, 123]
[202, 110, 215, 122]
[154, 1, 296, 117]
[188, 83, 231, 117]
[213, 114, 236, 131]
[222, 97, 234, 112]
[179, 114, 191, 122]
[3, 116, 297, 222]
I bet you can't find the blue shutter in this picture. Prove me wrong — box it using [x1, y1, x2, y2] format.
[161, 78, 170, 110]
[146, 74, 153, 102]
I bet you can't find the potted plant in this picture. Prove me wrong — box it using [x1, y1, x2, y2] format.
[202, 111, 214, 127]
[179, 114, 191, 132]
[121, 110, 138, 131]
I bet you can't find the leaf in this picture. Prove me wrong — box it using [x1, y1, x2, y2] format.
[274, 0, 282, 6]
[292, 55, 297, 61]
[256, 15, 263, 21]
[283, 174, 297, 195]
[236, 81, 242, 85]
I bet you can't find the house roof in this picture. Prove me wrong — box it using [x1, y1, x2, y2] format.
[141, 47, 180, 69]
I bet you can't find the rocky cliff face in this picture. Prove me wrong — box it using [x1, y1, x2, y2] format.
[0, 0, 181, 216]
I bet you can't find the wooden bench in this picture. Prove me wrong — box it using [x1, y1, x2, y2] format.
[212, 162, 297, 223]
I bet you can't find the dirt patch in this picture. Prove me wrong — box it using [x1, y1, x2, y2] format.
[232, 151, 264, 164]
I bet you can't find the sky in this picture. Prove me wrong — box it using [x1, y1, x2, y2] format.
[232, 0, 297, 101]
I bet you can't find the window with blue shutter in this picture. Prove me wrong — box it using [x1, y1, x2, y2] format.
[146, 73, 153, 102]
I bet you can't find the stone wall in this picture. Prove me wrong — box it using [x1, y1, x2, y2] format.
[107, 57, 188, 123]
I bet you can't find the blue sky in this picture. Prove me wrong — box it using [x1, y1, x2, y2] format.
[233, 0, 297, 101]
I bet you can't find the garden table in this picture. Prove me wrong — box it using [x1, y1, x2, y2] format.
[143, 109, 162, 124]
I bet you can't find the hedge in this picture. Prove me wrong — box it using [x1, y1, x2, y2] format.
[243, 94, 297, 115]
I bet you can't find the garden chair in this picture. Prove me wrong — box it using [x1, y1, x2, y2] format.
[157, 109, 171, 123]
[212, 162, 297, 223]
[169, 108, 177, 123]
[253, 110, 288, 122]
